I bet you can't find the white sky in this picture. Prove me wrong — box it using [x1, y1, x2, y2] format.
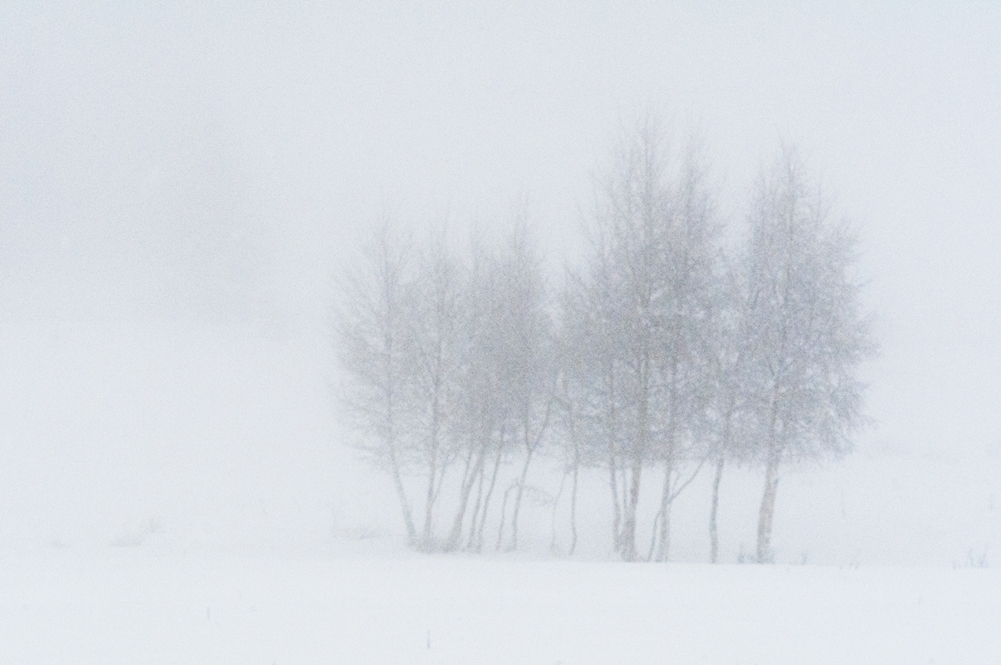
[1, 2, 1000, 547]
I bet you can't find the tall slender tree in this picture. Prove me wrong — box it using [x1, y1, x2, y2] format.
[591, 118, 669, 560]
[498, 225, 556, 551]
[704, 261, 748, 564]
[408, 232, 468, 550]
[742, 147, 876, 563]
[648, 141, 722, 562]
[334, 222, 419, 546]
[571, 118, 723, 560]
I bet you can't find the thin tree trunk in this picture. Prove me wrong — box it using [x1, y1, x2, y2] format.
[623, 353, 650, 562]
[421, 470, 435, 550]
[653, 368, 680, 562]
[756, 384, 782, 563]
[654, 397, 677, 562]
[621, 460, 643, 561]
[421, 389, 441, 550]
[508, 446, 536, 551]
[564, 393, 581, 556]
[495, 481, 518, 551]
[710, 408, 734, 564]
[756, 454, 780, 563]
[654, 455, 674, 562]
[446, 442, 486, 551]
[569, 456, 579, 556]
[709, 455, 725, 564]
[509, 400, 551, 552]
[388, 447, 418, 546]
[618, 462, 630, 550]
[646, 508, 660, 562]
[474, 436, 505, 552]
[606, 363, 622, 553]
[445, 445, 475, 550]
[381, 352, 416, 546]
[550, 470, 568, 553]
[648, 454, 708, 561]
[608, 453, 622, 553]
[465, 452, 487, 550]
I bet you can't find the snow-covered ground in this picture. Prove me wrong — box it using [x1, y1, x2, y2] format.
[1, 321, 1000, 662]
[3, 549, 999, 664]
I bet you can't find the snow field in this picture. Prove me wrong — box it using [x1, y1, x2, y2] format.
[2, 321, 1000, 664]
[2, 551, 999, 664]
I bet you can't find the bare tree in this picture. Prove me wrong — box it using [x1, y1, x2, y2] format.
[500, 225, 556, 551]
[337, 223, 474, 552]
[742, 146, 876, 563]
[558, 263, 624, 554]
[594, 118, 672, 561]
[439, 224, 555, 554]
[444, 238, 507, 552]
[647, 139, 722, 563]
[407, 232, 469, 550]
[569, 118, 723, 560]
[551, 288, 592, 555]
[705, 261, 750, 563]
[334, 221, 419, 546]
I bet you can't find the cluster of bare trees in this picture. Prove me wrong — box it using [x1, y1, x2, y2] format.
[335, 119, 875, 562]
[336, 222, 555, 552]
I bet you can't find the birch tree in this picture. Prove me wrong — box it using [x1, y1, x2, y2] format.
[592, 121, 666, 561]
[407, 233, 469, 549]
[705, 261, 750, 563]
[334, 222, 419, 546]
[337, 224, 474, 551]
[647, 142, 721, 563]
[559, 259, 627, 555]
[440, 225, 554, 553]
[443, 239, 500, 552]
[499, 225, 556, 551]
[573, 118, 722, 560]
[743, 147, 876, 563]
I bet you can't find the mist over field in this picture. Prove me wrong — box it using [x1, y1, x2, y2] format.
[2, 1, 1000, 569]
[5, 4, 1001, 662]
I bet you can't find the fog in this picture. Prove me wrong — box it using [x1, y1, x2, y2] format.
[2, 2, 999, 560]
